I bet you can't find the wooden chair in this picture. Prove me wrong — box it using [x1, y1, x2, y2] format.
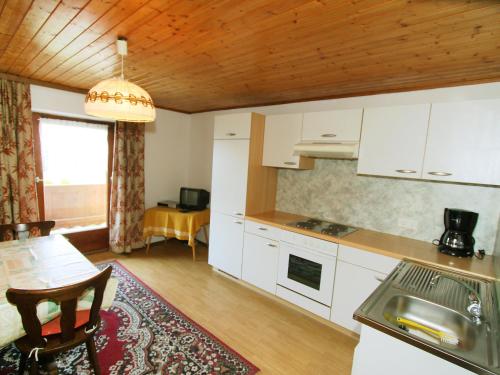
[6, 266, 112, 375]
[0, 221, 56, 241]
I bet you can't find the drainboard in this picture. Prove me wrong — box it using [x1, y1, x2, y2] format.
[391, 262, 494, 319]
[354, 260, 500, 375]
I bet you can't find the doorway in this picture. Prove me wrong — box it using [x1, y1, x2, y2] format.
[33, 113, 114, 252]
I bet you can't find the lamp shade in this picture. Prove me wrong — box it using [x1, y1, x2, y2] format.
[84, 77, 156, 122]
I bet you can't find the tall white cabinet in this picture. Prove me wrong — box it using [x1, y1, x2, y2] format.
[209, 113, 277, 279]
[210, 139, 250, 217]
[209, 136, 249, 278]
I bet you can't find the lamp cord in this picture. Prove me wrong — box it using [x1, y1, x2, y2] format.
[121, 54, 124, 79]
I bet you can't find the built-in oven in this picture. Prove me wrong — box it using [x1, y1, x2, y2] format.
[277, 240, 337, 307]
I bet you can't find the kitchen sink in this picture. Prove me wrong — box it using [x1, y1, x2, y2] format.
[354, 261, 500, 374]
[383, 295, 477, 351]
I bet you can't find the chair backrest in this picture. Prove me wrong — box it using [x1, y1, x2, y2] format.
[6, 266, 112, 347]
[0, 221, 56, 241]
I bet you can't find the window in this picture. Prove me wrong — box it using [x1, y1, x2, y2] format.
[33, 114, 114, 252]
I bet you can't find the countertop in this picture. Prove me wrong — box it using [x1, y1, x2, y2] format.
[246, 211, 497, 281]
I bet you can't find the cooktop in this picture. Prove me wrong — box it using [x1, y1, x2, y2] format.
[285, 217, 357, 238]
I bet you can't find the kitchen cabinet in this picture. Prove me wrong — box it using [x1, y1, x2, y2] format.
[208, 212, 245, 278]
[422, 99, 500, 185]
[213, 113, 252, 139]
[352, 326, 475, 375]
[263, 113, 314, 169]
[209, 112, 277, 279]
[357, 104, 431, 179]
[330, 260, 387, 333]
[302, 109, 363, 142]
[330, 244, 399, 333]
[210, 139, 249, 217]
[242, 232, 280, 294]
[244, 220, 282, 241]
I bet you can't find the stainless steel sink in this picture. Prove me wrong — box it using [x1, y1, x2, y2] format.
[383, 295, 477, 351]
[354, 261, 500, 375]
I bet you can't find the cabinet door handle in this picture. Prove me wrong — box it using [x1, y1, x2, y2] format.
[284, 161, 297, 166]
[428, 171, 452, 176]
[395, 169, 417, 174]
[321, 133, 336, 138]
[266, 243, 277, 248]
[234, 220, 243, 224]
[375, 276, 385, 283]
[258, 227, 268, 231]
[234, 212, 243, 216]
[226, 132, 236, 136]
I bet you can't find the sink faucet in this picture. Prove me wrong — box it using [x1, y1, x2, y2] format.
[430, 274, 482, 323]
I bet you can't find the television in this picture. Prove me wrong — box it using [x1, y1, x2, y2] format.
[179, 187, 210, 211]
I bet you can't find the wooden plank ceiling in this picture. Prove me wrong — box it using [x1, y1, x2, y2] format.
[0, 0, 499, 113]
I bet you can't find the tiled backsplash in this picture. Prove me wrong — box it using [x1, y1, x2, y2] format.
[276, 159, 500, 254]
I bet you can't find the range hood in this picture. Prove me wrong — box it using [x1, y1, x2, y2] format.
[293, 142, 359, 159]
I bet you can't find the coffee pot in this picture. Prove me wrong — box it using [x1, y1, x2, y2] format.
[438, 208, 478, 257]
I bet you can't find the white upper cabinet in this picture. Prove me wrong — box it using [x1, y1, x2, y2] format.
[357, 104, 431, 179]
[302, 109, 363, 142]
[263, 113, 309, 169]
[210, 139, 249, 217]
[214, 113, 252, 139]
[422, 99, 500, 186]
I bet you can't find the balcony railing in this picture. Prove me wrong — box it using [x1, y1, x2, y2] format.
[44, 184, 107, 230]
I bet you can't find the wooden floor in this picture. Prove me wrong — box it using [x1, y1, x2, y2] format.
[88, 239, 358, 374]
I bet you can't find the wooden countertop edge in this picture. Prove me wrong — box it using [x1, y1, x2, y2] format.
[245, 212, 497, 281]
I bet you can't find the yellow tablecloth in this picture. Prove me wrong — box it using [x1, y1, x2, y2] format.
[143, 207, 210, 247]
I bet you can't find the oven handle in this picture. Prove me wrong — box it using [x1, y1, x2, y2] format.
[280, 241, 338, 260]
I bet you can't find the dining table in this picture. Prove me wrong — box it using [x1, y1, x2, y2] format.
[0, 234, 118, 348]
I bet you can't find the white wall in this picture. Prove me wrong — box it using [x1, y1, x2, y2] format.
[144, 110, 190, 208]
[186, 112, 215, 190]
[31, 85, 96, 120]
[30, 85, 191, 210]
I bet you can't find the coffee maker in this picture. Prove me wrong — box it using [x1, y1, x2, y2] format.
[438, 208, 478, 257]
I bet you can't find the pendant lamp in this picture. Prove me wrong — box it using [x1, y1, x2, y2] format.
[84, 37, 156, 122]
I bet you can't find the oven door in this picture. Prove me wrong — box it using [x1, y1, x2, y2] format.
[277, 242, 336, 306]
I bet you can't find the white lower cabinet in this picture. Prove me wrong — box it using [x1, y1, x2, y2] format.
[242, 233, 279, 294]
[213, 221, 401, 335]
[331, 244, 400, 334]
[330, 260, 386, 333]
[352, 325, 475, 375]
[208, 211, 245, 278]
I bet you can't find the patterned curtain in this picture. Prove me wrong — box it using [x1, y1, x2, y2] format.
[0, 79, 38, 224]
[109, 121, 145, 253]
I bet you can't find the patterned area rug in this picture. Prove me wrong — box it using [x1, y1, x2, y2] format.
[0, 261, 259, 375]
